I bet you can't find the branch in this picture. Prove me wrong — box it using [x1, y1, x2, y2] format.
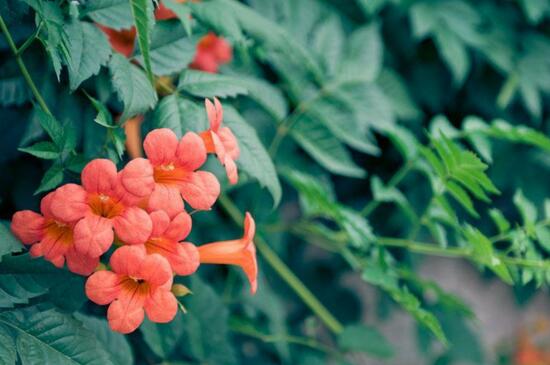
[0, 15, 52, 116]
[217, 194, 344, 334]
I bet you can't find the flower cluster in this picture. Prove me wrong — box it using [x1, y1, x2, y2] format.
[11, 98, 256, 334]
[98, 0, 232, 73]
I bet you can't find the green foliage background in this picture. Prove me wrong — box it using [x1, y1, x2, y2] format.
[0, 0, 550, 364]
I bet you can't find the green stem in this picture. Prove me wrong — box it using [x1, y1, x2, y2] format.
[0, 15, 52, 116]
[229, 321, 342, 358]
[218, 194, 344, 334]
[16, 21, 43, 56]
[360, 159, 415, 217]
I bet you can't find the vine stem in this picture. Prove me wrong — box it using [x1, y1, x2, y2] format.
[229, 320, 342, 358]
[376, 236, 550, 269]
[360, 159, 415, 217]
[0, 15, 52, 116]
[217, 194, 344, 334]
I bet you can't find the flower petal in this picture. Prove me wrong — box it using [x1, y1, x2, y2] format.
[113, 207, 152, 245]
[205, 97, 222, 131]
[74, 215, 114, 257]
[85, 270, 121, 305]
[107, 295, 145, 334]
[40, 192, 55, 219]
[179, 171, 220, 210]
[120, 158, 155, 198]
[218, 126, 240, 160]
[164, 211, 192, 242]
[143, 128, 179, 166]
[82, 159, 118, 195]
[110, 245, 146, 277]
[147, 184, 184, 219]
[144, 289, 177, 323]
[224, 156, 238, 185]
[172, 242, 199, 275]
[150, 210, 170, 237]
[40, 230, 72, 260]
[48, 255, 65, 269]
[139, 253, 173, 287]
[50, 184, 89, 223]
[175, 132, 207, 172]
[65, 248, 99, 276]
[11, 210, 44, 244]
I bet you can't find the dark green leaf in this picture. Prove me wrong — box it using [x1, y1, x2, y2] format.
[18, 141, 60, 160]
[35, 162, 64, 194]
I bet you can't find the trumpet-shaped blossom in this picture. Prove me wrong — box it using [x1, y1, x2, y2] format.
[190, 32, 233, 73]
[120, 129, 220, 217]
[49, 159, 152, 258]
[85, 245, 177, 334]
[201, 97, 240, 184]
[141, 210, 199, 275]
[11, 192, 99, 275]
[198, 212, 257, 293]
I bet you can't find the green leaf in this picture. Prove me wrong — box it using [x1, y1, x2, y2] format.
[130, 0, 155, 83]
[35, 162, 64, 195]
[433, 25, 470, 85]
[339, 22, 383, 82]
[152, 94, 208, 136]
[338, 324, 394, 358]
[141, 311, 185, 358]
[34, 109, 64, 148]
[0, 221, 23, 260]
[109, 53, 158, 122]
[463, 226, 513, 284]
[0, 254, 86, 310]
[339, 208, 375, 249]
[189, 0, 323, 81]
[162, 0, 193, 35]
[18, 141, 60, 160]
[513, 190, 537, 233]
[135, 20, 195, 76]
[64, 20, 112, 91]
[178, 70, 248, 98]
[180, 276, 237, 365]
[74, 314, 134, 365]
[81, 0, 134, 30]
[0, 327, 15, 365]
[232, 75, 289, 121]
[224, 106, 282, 207]
[291, 114, 366, 178]
[0, 307, 113, 365]
[488, 209, 511, 234]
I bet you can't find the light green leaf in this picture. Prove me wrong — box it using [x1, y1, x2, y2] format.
[513, 190, 537, 233]
[463, 226, 513, 284]
[224, 106, 282, 207]
[64, 20, 112, 91]
[338, 324, 394, 358]
[74, 314, 134, 365]
[0, 307, 113, 365]
[178, 70, 248, 98]
[488, 209, 511, 234]
[130, 0, 155, 83]
[135, 20, 195, 76]
[291, 114, 366, 178]
[19, 141, 60, 160]
[339, 22, 383, 82]
[109, 53, 158, 122]
[152, 94, 208, 137]
[434, 26, 470, 85]
[81, 0, 134, 30]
